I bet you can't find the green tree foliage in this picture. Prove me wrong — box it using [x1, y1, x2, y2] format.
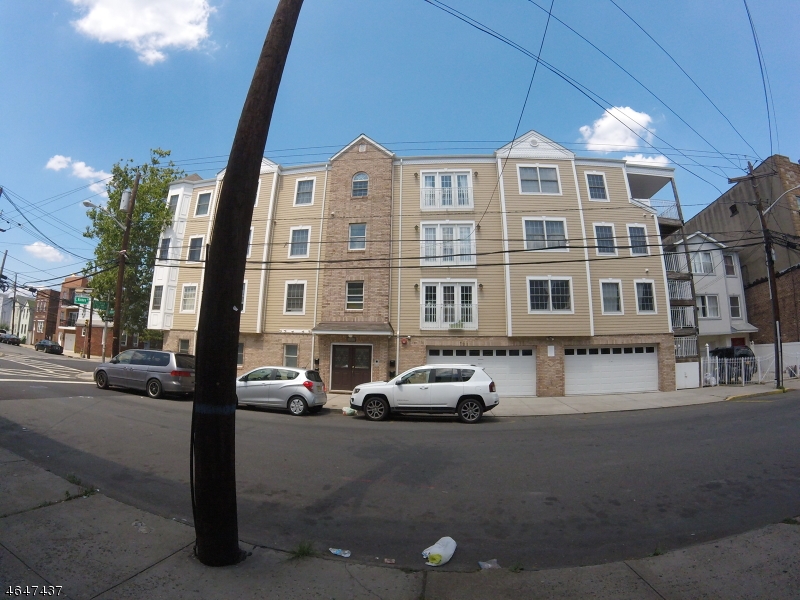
[83, 149, 184, 342]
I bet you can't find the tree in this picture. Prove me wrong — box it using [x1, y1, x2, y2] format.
[83, 149, 184, 343]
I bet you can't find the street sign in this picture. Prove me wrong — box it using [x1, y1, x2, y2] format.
[74, 295, 90, 305]
[93, 300, 109, 310]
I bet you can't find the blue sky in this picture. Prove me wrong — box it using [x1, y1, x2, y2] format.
[0, 0, 797, 290]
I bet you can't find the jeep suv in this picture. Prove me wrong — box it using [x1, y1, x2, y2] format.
[349, 364, 499, 423]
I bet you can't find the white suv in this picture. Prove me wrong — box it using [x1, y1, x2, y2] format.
[349, 364, 499, 423]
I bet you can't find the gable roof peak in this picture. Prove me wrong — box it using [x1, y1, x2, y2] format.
[331, 134, 394, 161]
[496, 130, 574, 160]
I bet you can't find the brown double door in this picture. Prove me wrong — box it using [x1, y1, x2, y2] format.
[331, 345, 372, 391]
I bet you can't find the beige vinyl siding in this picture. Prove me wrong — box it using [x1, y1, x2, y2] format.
[393, 161, 507, 336]
[262, 170, 325, 331]
[240, 172, 275, 332]
[171, 185, 216, 331]
[575, 165, 669, 335]
[503, 159, 592, 336]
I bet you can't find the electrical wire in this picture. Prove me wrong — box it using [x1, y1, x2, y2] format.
[742, 0, 778, 156]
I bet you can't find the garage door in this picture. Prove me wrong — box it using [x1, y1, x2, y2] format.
[564, 346, 658, 395]
[427, 348, 536, 396]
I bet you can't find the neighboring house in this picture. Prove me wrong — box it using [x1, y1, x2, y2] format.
[148, 131, 689, 397]
[683, 155, 800, 343]
[670, 233, 757, 351]
[56, 275, 90, 352]
[12, 296, 35, 341]
[31, 289, 60, 345]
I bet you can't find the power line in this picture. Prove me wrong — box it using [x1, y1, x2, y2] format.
[742, 0, 778, 156]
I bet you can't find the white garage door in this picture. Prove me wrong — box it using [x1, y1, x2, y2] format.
[427, 348, 536, 396]
[565, 345, 658, 395]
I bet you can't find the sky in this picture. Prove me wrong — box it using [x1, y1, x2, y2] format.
[0, 0, 797, 291]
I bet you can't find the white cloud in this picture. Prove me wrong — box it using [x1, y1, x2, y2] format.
[623, 154, 671, 167]
[24, 242, 66, 263]
[46, 155, 72, 171]
[45, 155, 111, 195]
[67, 0, 214, 64]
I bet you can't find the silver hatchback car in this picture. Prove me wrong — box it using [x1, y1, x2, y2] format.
[236, 367, 327, 415]
[94, 350, 195, 399]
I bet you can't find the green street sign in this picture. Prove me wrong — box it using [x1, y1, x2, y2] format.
[93, 301, 109, 310]
[74, 295, 90, 305]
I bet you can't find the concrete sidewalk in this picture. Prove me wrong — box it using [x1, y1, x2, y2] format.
[325, 379, 800, 417]
[1, 448, 797, 599]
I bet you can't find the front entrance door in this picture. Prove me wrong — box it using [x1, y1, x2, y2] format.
[331, 345, 372, 391]
[731, 337, 746, 347]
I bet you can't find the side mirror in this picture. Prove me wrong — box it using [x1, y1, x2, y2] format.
[395, 379, 403, 385]
[110, 358, 119, 364]
[240, 375, 248, 382]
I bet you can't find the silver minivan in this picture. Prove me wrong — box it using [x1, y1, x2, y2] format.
[236, 367, 327, 415]
[94, 350, 195, 399]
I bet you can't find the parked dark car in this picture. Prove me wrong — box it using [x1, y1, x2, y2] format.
[0, 333, 21, 346]
[709, 346, 755, 359]
[34, 339, 63, 354]
[709, 346, 756, 383]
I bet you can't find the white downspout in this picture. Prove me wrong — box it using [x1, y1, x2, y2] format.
[396, 159, 403, 372]
[311, 165, 329, 367]
[496, 156, 513, 336]
[571, 162, 594, 336]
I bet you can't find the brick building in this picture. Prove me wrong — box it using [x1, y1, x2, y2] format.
[31, 289, 60, 344]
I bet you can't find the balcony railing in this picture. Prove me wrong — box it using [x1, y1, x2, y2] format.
[674, 336, 698, 358]
[420, 303, 478, 330]
[637, 198, 680, 220]
[421, 186, 473, 209]
[664, 252, 690, 273]
[671, 306, 695, 329]
[420, 241, 476, 266]
[668, 279, 693, 301]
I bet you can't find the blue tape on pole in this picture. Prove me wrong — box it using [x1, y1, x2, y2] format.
[193, 403, 237, 416]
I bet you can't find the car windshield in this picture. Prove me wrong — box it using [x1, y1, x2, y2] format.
[175, 354, 195, 369]
[305, 370, 323, 382]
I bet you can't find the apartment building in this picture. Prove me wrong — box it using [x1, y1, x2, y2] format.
[149, 131, 684, 397]
[31, 289, 60, 344]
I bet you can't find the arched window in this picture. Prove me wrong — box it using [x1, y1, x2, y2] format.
[352, 172, 369, 197]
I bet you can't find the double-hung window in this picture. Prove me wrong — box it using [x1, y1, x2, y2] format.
[692, 252, 714, 274]
[635, 280, 656, 313]
[346, 281, 364, 310]
[294, 179, 314, 205]
[168, 194, 179, 216]
[601, 280, 623, 314]
[594, 224, 616, 255]
[421, 223, 476, 266]
[187, 236, 203, 262]
[349, 223, 366, 250]
[421, 281, 476, 329]
[352, 172, 369, 197]
[420, 171, 472, 209]
[628, 225, 648, 255]
[195, 192, 211, 216]
[586, 173, 608, 200]
[723, 254, 736, 276]
[523, 218, 567, 251]
[289, 227, 310, 258]
[527, 277, 572, 313]
[729, 296, 741, 318]
[696, 295, 719, 318]
[241, 281, 247, 313]
[151, 286, 163, 311]
[159, 238, 171, 260]
[246, 227, 253, 258]
[284, 281, 306, 314]
[518, 165, 560, 194]
[284, 344, 298, 367]
[181, 285, 197, 313]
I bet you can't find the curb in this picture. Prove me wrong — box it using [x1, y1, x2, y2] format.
[725, 388, 788, 401]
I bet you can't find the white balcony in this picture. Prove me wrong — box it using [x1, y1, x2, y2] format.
[421, 186, 473, 210]
[664, 252, 690, 273]
[668, 279, 693, 300]
[674, 336, 698, 358]
[420, 303, 478, 330]
[420, 241, 476, 266]
[637, 198, 680, 220]
[671, 306, 695, 329]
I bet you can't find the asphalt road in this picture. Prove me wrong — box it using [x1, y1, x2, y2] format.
[1, 345, 798, 571]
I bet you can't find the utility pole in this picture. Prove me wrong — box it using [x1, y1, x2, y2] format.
[111, 172, 140, 357]
[86, 295, 94, 359]
[0, 249, 7, 285]
[192, 0, 304, 567]
[101, 292, 110, 362]
[10, 274, 17, 335]
[729, 161, 782, 388]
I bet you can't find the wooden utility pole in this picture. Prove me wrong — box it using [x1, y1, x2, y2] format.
[191, 0, 304, 567]
[729, 162, 783, 388]
[111, 172, 140, 357]
[10, 274, 17, 335]
[86, 295, 94, 359]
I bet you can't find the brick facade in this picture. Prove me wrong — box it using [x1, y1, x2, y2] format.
[745, 267, 800, 344]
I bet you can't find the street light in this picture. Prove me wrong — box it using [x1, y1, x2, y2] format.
[763, 183, 800, 216]
[82, 200, 125, 231]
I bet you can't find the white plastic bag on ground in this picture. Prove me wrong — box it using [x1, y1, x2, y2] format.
[422, 537, 457, 566]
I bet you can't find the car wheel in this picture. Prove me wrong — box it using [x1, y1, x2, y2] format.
[363, 397, 389, 421]
[146, 378, 163, 399]
[95, 371, 109, 390]
[457, 398, 484, 424]
[309, 405, 322, 414]
[288, 396, 308, 416]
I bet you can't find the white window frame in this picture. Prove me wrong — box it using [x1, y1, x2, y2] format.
[168, 193, 180, 216]
[178, 338, 190, 354]
[634, 279, 657, 314]
[288, 226, 311, 259]
[420, 279, 478, 329]
[352, 172, 369, 198]
[237, 342, 244, 366]
[521, 217, 569, 252]
[241, 280, 248, 313]
[348, 223, 367, 251]
[152, 285, 164, 311]
[594, 223, 618, 256]
[194, 190, 213, 217]
[526, 275, 575, 314]
[283, 280, 307, 315]
[187, 235, 204, 263]
[692, 251, 714, 275]
[516, 163, 562, 196]
[284, 344, 299, 367]
[246, 227, 254, 258]
[697, 294, 720, 319]
[729, 295, 742, 319]
[627, 224, 649, 256]
[419, 221, 477, 266]
[419, 170, 474, 210]
[158, 237, 171, 261]
[180, 284, 198, 313]
[345, 281, 364, 311]
[723, 254, 736, 277]
[254, 178, 262, 207]
[599, 279, 624, 315]
[585, 171, 609, 201]
[293, 177, 316, 206]
[121, 332, 127, 345]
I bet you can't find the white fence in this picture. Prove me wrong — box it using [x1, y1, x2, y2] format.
[701, 353, 800, 386]
[750, 343, 800, 383]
